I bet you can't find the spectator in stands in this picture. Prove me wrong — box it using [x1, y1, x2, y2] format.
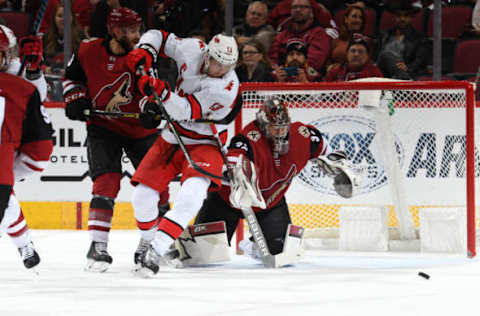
[325, 34, 382, 81]
[25, 0, 61, 34]
[43, 0, 84, 76]
[269, 0, 332, 75]
[268, 0, 336, 35]
[233, 1, 276, 53]
[236, 39, 274, 82]
[375, 2, 427, 80]
[73, 0, 94, 37]
[272, 38, 321, 82]
[327, 5, 373, 73]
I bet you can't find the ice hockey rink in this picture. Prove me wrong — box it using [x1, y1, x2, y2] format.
[0, 230, 479, 316]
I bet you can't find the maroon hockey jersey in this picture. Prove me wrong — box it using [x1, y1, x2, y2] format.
[64, 38, 156, 139]
[217, 121, 329, 212]
[0, 72, 53, 186]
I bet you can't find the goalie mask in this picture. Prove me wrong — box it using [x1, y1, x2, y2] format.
[0, 25, 17, 71]
[256, 98, 291, 155]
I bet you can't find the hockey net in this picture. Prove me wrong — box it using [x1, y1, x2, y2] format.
[236, 80, 478, 257]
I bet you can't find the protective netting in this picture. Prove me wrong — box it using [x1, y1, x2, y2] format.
[237, 81, 478, 252]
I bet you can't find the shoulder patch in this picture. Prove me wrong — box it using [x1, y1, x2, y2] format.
[209, 102, 224, 111]
[298, 125, 310, 138]
[246, 130, 261, 142]
[225, 80, 234, 91]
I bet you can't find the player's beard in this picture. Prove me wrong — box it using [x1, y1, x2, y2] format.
[117, 35, 134, 53]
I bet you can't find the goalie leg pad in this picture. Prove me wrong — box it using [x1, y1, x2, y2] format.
[272, 224, 305, 268]
[174, 221, 231, 265]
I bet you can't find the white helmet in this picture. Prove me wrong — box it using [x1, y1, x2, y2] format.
[0, 24, 17, 71]
[206, 34, 238, 71]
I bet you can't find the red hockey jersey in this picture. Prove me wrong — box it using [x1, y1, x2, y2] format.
[64, 38, 157, 139]
[0, 72, 54, 186]
[217, 121, 329, 212]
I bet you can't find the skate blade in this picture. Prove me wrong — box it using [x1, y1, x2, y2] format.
[26, 267, 40, 277]
[162, 258, 184, 269]
[132, 266, 156, 278]
[85, 259, 110, 273]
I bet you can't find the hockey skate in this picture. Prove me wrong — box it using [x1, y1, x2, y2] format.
[137, 245, 183, 278]
[133, 238, 150, 272]
[85, 241, 113, 273]
[18, 242, 40, 270]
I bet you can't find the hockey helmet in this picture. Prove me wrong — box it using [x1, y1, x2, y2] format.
[256, 97, 291, 155]
[107, 7, 142, 34]
[0, 25, 17, 71]
[205, 34, 238, 73]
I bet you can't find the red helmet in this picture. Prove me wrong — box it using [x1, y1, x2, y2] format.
[107, 7, 142, 33]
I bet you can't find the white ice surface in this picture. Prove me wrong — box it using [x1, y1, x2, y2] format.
[1, 230, 479, 316]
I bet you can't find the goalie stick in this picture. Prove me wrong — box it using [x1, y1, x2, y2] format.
[209, 115, 276, 268]
[17, 0, 48, 76]
[139, 68, 275, 267]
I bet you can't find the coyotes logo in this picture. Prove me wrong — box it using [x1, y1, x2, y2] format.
[92, 72, 133, 112]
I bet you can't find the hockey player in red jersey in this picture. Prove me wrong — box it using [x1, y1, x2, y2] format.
[125, 29, 240, 276]
[0, 27, 54, 270]
[193, 97, 361, 261]
[63, 7, 169, 272]
[0, 24, 47, 101]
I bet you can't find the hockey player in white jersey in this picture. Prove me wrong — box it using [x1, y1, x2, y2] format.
[125, 30, 239, 276]
[0, 25, 47, 101]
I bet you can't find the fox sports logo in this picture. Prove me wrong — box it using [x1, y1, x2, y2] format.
[298, 115, 405, 196]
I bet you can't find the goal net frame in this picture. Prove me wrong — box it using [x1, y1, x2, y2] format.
[234, 80, 477, 258]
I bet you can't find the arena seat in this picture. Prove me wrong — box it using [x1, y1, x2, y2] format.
[0, 11, 32, 38]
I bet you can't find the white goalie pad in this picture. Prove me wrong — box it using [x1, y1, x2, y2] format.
[272, 224, 305, 268]
[239, 224, 305, 268]
[317, 152, 365, 198]
[229, 154, 266, 209]
[174, 221, 231, 265]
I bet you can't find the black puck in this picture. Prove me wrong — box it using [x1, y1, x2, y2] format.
[418, 272, 430, 280]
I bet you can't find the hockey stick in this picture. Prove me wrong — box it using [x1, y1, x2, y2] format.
[17, 0, 48, 76]
[208, 123, 276, 268]
[138, 66, 227, 181]
[139, 68, 275, 266]
[83, 104, 242, 124]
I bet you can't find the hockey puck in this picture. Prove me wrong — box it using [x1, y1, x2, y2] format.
[418, 272, 430, 280]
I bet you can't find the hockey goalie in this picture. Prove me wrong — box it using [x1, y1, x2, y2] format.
[174, 97, 364, 267]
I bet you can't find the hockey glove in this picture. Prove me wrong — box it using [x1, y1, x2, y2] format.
[18, 35, 43, 80]
[64, 89, 92, 122]
[139, 96, 163, 129]
[137, 75, 171, 101]
[126, 44, 157, 74]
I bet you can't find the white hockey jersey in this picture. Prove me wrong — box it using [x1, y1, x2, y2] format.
[138, 30, 239, 145]
[7, 57, 48, 102]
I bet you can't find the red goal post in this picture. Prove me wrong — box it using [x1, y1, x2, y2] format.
[235, 80, 477, 257]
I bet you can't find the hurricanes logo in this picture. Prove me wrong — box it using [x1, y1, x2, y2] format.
[92, 72, 133, 112]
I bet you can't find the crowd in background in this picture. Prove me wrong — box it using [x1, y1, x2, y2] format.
[0, 0, 479, 101]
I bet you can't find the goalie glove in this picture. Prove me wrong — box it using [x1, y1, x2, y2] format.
[317, 151, 364, 198]
[229, 155, 266, 210]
